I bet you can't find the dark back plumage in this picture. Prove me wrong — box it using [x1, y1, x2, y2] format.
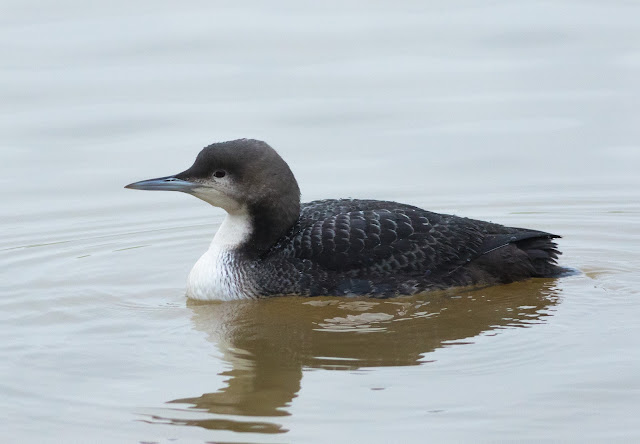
[254, 199, 563, 297]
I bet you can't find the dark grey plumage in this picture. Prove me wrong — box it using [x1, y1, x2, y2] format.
[250, 198, 563, 297]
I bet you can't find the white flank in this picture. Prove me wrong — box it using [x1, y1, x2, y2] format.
[186, 207, 256, 301]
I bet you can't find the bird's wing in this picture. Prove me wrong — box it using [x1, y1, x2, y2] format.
[275, 200, 494, 276]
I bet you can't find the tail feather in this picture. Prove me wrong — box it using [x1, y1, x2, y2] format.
[470, 232, 565, 284]
[513, 236, 564, 277]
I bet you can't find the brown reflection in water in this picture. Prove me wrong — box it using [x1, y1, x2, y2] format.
[156, 279, 560, 433]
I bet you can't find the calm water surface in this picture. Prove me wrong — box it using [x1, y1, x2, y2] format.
[2, 1, 640, 443]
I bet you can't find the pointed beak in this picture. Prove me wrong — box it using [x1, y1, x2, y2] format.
[124, 175, 199, 193]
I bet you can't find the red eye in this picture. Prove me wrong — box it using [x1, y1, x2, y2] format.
[213, 171, 226, 178]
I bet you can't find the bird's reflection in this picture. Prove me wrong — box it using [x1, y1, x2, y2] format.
[152, 279, 561, 434]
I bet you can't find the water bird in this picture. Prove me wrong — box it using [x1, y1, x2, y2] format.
[125, 139, 564, 301]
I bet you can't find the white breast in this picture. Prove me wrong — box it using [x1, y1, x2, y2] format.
[186, 246, 250, 301]
[185, 207, 258, 301]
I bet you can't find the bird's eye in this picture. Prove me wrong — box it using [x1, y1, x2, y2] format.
[213, 170, 226, 178]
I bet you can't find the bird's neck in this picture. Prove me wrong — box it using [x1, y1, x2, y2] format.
[211, 207, 254, 250]
[213, 199, 300, 257]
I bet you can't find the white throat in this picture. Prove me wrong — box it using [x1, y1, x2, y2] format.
[212, 207, 253, 249]
[186, 207, 257, 301]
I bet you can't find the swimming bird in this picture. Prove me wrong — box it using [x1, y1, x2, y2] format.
[125, 139, 564, 301]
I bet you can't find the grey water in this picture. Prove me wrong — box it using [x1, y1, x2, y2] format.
[2, 1, 640, 443]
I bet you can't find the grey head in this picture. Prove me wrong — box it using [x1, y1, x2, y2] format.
[126, 139, 301, 254]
